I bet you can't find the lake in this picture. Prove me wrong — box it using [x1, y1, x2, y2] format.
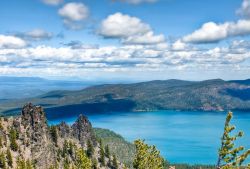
[48, 110, 250, 165]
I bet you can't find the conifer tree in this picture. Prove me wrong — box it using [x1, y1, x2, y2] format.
[112, 154, 118, 169]
[16, 157, 26, 169]
[99, 145, 105, 167]
[133, 139, 164, 169]
[0, 118, 3, 130]
[63, 157, 70, 169]
[92, 158, 98, 169]
[0, 136, 2, 148]
[6, 148, 13, 167]
[76, 148, 92, 169]
[62, 140, 69, 158]
[68, 141, 74, 157]
[50, 126, 58, 146]
[217, 111, 250, 169]
[16, 158, 33, 169]
[26, 159, 33, 169]
[105, 145, 110, 158]
[0, 151, 6, 169]
[86, 139, 94, 158]
[9, 128, 18, 151]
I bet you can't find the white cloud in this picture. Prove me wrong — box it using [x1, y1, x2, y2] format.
[114, 0, 158, 4]
[237, 0, 250, 18]
[42, 0, 63, 5]
[16, 29, 53, 41]
[59, 3, 89, 21]
[183, 20, 250, 43]
[123, 31, 165, 45]
[58, 2, 89, 29]
[99, 12, 151, 38]
[228, 19, 250, 36]
[183, 22, 228, 43]
[0, 35, 27, 49]
[99, 13, 165, 45]
[171, 40, 188, 51]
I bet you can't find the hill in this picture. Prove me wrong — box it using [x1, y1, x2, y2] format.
[1, 79, 250, 117]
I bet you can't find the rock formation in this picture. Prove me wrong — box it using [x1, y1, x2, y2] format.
[0, 103, 124, 169]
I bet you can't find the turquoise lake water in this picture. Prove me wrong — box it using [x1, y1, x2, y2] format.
[48, 111, 250, 165]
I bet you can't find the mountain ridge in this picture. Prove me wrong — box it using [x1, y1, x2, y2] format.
[1, 79, 250, 117]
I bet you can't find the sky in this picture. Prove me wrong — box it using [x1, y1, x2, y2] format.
[0, 0, 250, 81]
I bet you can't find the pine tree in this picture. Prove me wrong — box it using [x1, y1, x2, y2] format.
[112, 154, 119, 169]
[50, 126, 58, 146]
[0, 151, 6, 169]
[76, 148, 92, 169]
[0, 118, 3, 130]
[16, 158, 33, 169]
[16, 157, 26, 169]
[6, 148, 13, 167]
[63, 157, 70, 169]
[92, 158, 98, 169]
[99, 145, 105, 167]
[0, 136, 2, 148]
[9, 128, 18, 151]
[105, 145, 110, 158]
[133, 139, 164, 169]
[68, 141, 74, 157]
[26, 159, 33, 169]
[217, 111, 250, 169]
[86, 139, 94, 158]
[62, 140, 69, 158]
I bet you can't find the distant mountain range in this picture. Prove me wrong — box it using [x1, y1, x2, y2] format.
[0, 76, 96, 100]
[1, 79, 250, 117]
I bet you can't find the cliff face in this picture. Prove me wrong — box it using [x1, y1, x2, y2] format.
[0, 103, 124, 169]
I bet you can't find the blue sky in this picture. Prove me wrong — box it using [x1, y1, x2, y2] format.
[0, 0, 250, 81]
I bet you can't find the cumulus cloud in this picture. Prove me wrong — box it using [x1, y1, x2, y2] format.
[98, 13, 165, 45]
[183, 20, 250, 43]
[99, 13, 150, 38]
[58, 3, 89, 29]
[237, 0, 250, 18]
[123, 31, 165, 45]
[113, 0, 158, 4]
[0, 35, 27, 49]
[171, 40, 189, 51]
[42, 0, 63, 5]
[16, 29, 53, 41]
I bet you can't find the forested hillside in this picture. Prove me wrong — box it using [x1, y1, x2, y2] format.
[1, 79, 250, 117]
